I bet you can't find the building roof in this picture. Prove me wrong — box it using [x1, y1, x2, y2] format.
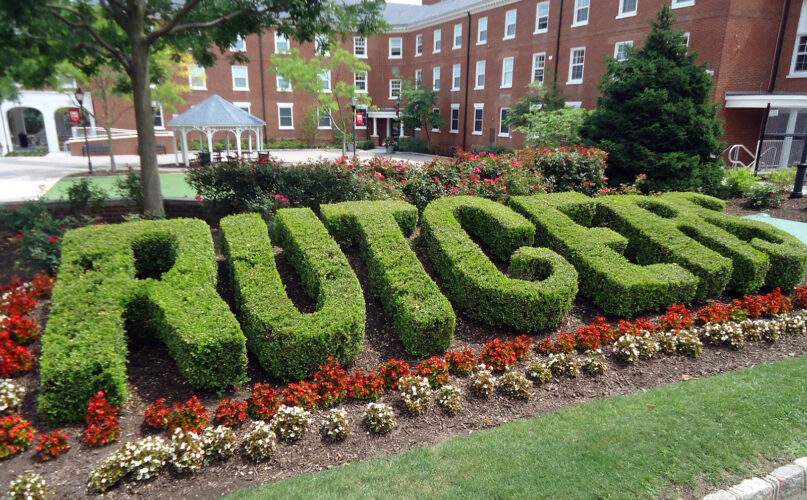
[343, 0, 491, 28]
[167, 94, 266, 128]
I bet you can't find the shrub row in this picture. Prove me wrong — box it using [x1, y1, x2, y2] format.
[320, 200, 456, 357]
[421, 196, 577, 331]
[39, 219, 248, 423]
[220, 210, 366, 381]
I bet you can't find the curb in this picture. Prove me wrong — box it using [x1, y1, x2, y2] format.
[704, 457, 807, 500]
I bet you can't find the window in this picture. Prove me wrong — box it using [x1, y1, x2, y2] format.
[319, 70, 331, 92]
[276, 74, 291, 92]
[57, 75, 77, 89]
[501, 57, 514, 88]
[499, 108, 510, 137]
[318, 107, 332, 129]
[614, 41, 633, 62]
[672, 0, 695, 8]
[682, 32, 690, 47]
[188, 65, 206, 90]
[434, 29, 442, 52]
[432, 108, 440, 132]
[354, 36, 367, 57]
[452, 64, 461, 91]
[390, 79, 402, 99]
[453, 24, 462, 49]
[415, 69, 423, 88]
[315, 34, 330, 56]
[389, 37, 402, 58]
[275, 32, 290, 53]
[278, 104, 293, 129]
[230, 35, 246, 52]
[568, 47, 585, 84]
[792, 35, 807, 76]
[531, 53, 546, 84]
[473, 104, 483, 135]
[618, 0, 638, 17]
[450, 104, 460, 133]
[573, 0, 590, 26]
[354, 71, 368, 92]
[433, 67, 441, 90]
[153, 103, 164, 129]
[231, 66, 249, 90]
[234, 102, 251, 114]
[478, 17, 488, 44]
[475, 61, 486, 89]
[535, 1, 550, 33]
[504, 9, 517, 39]
[416, 34, 423, 56]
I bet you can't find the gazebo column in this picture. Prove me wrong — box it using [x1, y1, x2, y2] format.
[173, 131, 179, 165]
[236, 129, 242, 158]
[181, 129, 190, 167]
[206, 130, 214, 155]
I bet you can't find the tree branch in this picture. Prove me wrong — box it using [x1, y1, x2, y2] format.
[45, 6, 132, 71]
[155, 6, 260, 39]
[147, 0, 204, 41]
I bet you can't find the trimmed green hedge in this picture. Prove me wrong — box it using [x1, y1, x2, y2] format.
[421, 196, 577, 331]
[39, 219, 247, 423]
[220, 210, 365, 381]
[509, 193, 698, 316]
[320, 200, 456, 357]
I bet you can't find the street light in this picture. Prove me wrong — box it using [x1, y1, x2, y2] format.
[350, 97, 357, 159]
[74, 88, 93, 175]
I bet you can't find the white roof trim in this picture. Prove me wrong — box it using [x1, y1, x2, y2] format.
[725, 93, 807, 109]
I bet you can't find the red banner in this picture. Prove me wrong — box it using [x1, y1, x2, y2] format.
[68, 108, 82, 124]
[356, 110, 366, 127]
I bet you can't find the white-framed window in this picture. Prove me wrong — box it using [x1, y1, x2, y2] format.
[614, 41, 633, 62]
[501, 57, 514, 88]
[618, 0, 638, 18]
[504, 9, 517, 39]
[390, 79, 402, 99]
[431, 108, 441, 132]
[473, 104, 484, 135]
[499, 108, 510, 137]
[319, 70, 331, 92]
[433, 66, 441, 90]
[389, 37, 402, 58]
[276, 74, 292, 92]
[317, 107, 332, 129]
[57, 76, 77, 89]
[434, 29, 442, 53]
[153, 103, 164, 129]
[452, 63, 461, 91]
[188, 65, 206, 90]
[535, 1, 550, 34]
[568, 47, 585, 84]
[532, 53, 546, 84]
[315, 34, 330, 56]
[478, 17, 488, 44]
[475, 60, 486, 89]
[682, 32, 690, 47]
[791, 34, 807, 77]
[672, 0, 695, 8]
[234, 102, 251, 114]
[572, 0, 590, 26]
[416, 34, 423, 56]
[277, 104, 294, 129]
[354, 36, 367, 57]
[415, 69, 423, 88]
[230, 35, 246, 52]
[231, 65, 249, 90]
[453, 23, 462, 49]
[566, 101, 582, 108]
[450, 104, 460, 133]
[354, 71, 368, 92]
[275, 32, 290, 53]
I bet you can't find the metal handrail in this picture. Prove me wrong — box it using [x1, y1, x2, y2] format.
[727, 143, 756, 169]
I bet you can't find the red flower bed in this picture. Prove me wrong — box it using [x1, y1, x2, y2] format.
[510, 335, 533, 361]
[347, 370, 385, 400]
[733, 288, 792, 318]
[0, 332, 34, 377]
[31, 271, 54, 299]
[313, 357, 348, 408]
[444, 348, 476, 376]
[658, 305, 694, 332]
[83, 391, 121, 447]
[416, 356, 449, 386]
[617, 318, 656, 336]
[247, 383, 281, 420]
[36, 430, 70, 461]
[697, 303, 737, 324]
[0, 278, 37, 317]
[793, 285, 807, 309]
[574, 317, 614, 351]
[0, 415, 36, 459]
[143, 396, 209, 433]
[379, 359, 411, 389]
[479, 339, 516, 372]
[282, 381, 319, 411]
[215, 399, 248, 429]
[2, 315, 40, 345]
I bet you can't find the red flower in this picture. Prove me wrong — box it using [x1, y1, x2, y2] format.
[215, 399, 248, 428]
[347, 370, 385, 400]
[247, 383, 281, 420]
[379, 359, 411, 389]
[36, 430, 70, 461]
[48, 236, 58, 243]
[313, 357, 348, 408]
[444, 347, 476, 376]
[14, 234, 22, 239]
[282, 380, 319, 410]
[84, 391, 121, 447]
[480, 339, 517, 372]
[416, 357, 449, 387]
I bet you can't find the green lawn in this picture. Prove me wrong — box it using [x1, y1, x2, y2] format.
[42, 173, 195, 200]
[231, 356, 807, 500]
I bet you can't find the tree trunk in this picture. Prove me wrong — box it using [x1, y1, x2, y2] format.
[101, 93, 116, 172]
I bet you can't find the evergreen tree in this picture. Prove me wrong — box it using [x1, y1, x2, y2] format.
[580, 5, 724, 193]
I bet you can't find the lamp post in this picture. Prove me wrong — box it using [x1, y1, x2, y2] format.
[790, 134, 807, 199]
[74, 88, 93, 175]
[350, 97, 357, 159]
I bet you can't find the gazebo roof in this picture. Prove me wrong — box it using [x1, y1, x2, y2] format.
[167, 95, 266, 128]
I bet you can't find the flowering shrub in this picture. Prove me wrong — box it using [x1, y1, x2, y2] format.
[170, 396, 210, 434]
[782, 313, 807, 335]
[793, 286, 807, 309]
[36, 430, 70, 461]
[534, 338, 555, 355]
[364, 403, 396, 434]
[701, 322, 745, 349]
[618, 318, 656, 336]
[526, 361, 552, 384]
[7, 472, 47, 500]
[321, 408, 350, 441]
[546, 352, 580, 377]
[143, 398, 172, 429]
[247, 383, 281, 420]
[697, 303, 740, 324]
[87, 436, 170, 492]
[436, 385, 463, 416]
[0, 415, 36, 458]
[244, 421, 278, 461]
[272, 405, 312, 441]
[498, 370, 531, 400]
[581, 354, 607, 376]
[674, 330, 704, 359]
[471, 364, 497, 397]
[0, 332, 34, 378]
[31, 271, 54, 299]
[0, 379, 25, 416]
[444, 348, 476, 377]
[2, 315, 40, 346]
[416, 357, 449, 387]
[84, 391, 121, 447]
[398, 376, 433, 415]
[0, 278, 38, 316]
[282, 381, 319, 411]
[733, 289, 792, 318]
[201, 426, 238, 461]
[613, 333, 659, 364]
[348, 370, 385, 400]
[169, 428, 205, 474]
[215, 399, 248, 429]
[510, 335, 533, 361]
[574, 317, 614, 352]
[659, 305, 694, 332]
[379, 359, 411, 389]
[479, 339, 516, 372]
[741, 319, 782, 343]
[313, 357, 348, 408]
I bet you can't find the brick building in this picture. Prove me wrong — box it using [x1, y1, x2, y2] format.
[2, 0, 807, 166]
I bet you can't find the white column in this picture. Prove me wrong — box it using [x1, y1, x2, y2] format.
[206, 130, 214, 154]
[173, 131, 179, 165]
[386, 119, 390, 138]
[236, 130, 242, 157]
[372, 117, 378, 137]
[248, 132, 253, 151]
[181, 129, 189, 167]
[782, 109, 799, 169]
[42, 108, 61, 153]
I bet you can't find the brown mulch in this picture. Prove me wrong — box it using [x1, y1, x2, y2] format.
[724, 196, 807, 222]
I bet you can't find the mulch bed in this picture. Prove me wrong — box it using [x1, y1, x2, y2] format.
[2, 199, 807, 499]
[724, 196, 807, 222]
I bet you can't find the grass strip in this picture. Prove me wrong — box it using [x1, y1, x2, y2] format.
[42, 173, 195, 199]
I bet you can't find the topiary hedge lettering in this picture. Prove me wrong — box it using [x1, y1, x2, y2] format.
[220, 209, 365, 381]
[421, 196, 578, 331]
[39, 219, 247, 423]
[320, 200, 456, 357]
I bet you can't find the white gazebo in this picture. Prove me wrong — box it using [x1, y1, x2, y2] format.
[167, 94, 266, 166]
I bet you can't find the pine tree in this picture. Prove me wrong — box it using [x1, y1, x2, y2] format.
[580, 5, 724, 193]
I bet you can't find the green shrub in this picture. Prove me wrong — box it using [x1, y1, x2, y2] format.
[320, 200, 455, 357]
[765, 167, 797, 191]
[67, 178, 108, 212]
[357, 140, 375, 150]
[517, 147, 607, 195]
[472, 145, 513, 156]
[220, 210, 365, 381]
[39, 219, 248, 423]
[265, 139, 310, 149]
[421, 196, 577, 331]
[509, 193, 698, 316]
[746, 182, 785, 209]
[396, 136, 428, 153]
[721, 168, 759, 199]
[114, 168, 144, 212]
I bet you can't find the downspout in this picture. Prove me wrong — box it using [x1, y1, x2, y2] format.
[462, 11, 472, 152]
[258, 31, 269, 143]
[553, 0, 565, 82]
[769, 0, 792, 92]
